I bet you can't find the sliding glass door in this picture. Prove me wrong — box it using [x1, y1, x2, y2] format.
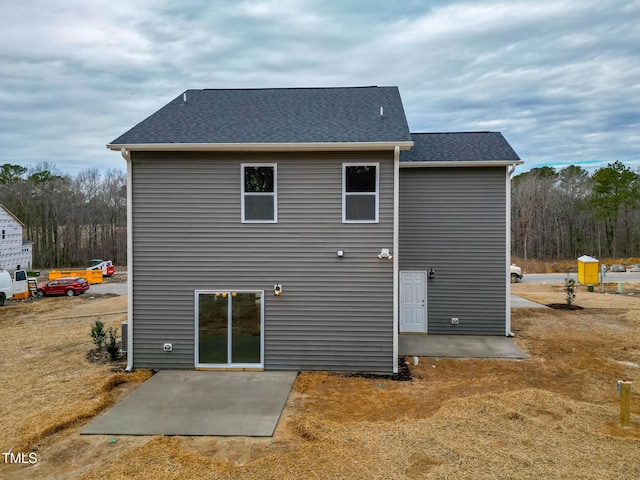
[196, 291, 263, 367]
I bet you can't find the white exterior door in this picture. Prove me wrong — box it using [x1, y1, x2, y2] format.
[400, 271, 427, 333]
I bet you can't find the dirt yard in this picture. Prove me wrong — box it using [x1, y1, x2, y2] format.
[1, 285, 639, 479]
[512, 256, 640, 274]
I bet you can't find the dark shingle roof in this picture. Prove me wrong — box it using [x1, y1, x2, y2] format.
[110, 86, 412, 145]
[400, 132, 521, 163]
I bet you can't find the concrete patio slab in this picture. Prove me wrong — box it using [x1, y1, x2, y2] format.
[82, 370, 297, 437]
[399, 334, 528, 359]
[511, 294, 549, 309]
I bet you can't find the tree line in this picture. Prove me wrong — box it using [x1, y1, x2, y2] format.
[1, 160, 638, 268]
[512, 160, 640, 261]
[1, 163, 126, 268]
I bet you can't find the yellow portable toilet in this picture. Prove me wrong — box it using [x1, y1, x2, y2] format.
[577, 255, 599, 285]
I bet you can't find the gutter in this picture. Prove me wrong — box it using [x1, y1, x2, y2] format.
[400, 160, 524, 168]
[107, 141, 414, 152]
[506, 165, 517, 337]
[120, 148, 134, 371]
[392, 145, 400, 373]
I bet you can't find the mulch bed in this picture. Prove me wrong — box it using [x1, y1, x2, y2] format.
[86, 346, 126, 365]
[546, 303, 584, 310]
[336, 358, 413, 381]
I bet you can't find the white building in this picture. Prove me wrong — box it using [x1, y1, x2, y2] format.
[0, 204, 32, 271]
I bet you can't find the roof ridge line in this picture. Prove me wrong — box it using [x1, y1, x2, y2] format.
[410, 131, 495, 135]
[199, 86, 387, 91]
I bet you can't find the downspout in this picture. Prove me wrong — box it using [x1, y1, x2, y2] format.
[392, 146, 400, 373]
[506, 165, 516, 337]
[121, 148, 134, 371]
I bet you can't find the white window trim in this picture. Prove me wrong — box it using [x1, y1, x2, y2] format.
[342, 162, 379, 223]
[241, 163, 278, 223]
[194, 289, 265, 368]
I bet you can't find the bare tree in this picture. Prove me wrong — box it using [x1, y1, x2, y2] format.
[1, 162, 127, 268]
[512, 161, 640, 260]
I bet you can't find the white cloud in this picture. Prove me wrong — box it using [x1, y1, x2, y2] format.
[0, 0, 639, 174]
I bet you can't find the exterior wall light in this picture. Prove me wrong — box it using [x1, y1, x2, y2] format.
[378, 248, 393, 260]
[274, 284, 282, 296]
[428, 268, 435, 279]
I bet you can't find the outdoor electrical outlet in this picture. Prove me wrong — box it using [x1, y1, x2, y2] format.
[451, 317, 459, 325]
[163, 343, 173, 352]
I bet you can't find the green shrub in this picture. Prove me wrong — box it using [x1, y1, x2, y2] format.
[106, 327, 120, 361]
[564, 277, 577, 306]
[90, 321, 106, 349]
[91, 321, 120, 361]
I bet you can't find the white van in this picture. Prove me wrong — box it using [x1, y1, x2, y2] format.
[0, 269, 29, 306]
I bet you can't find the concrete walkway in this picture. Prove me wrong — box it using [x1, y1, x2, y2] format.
[399, 334, 528, 359]
[511, 294, 549, 308]
[82, 370, 297, 437]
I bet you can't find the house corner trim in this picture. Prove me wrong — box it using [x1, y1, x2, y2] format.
[393, 145, 400, 373]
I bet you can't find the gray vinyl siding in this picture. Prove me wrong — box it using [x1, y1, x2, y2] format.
[131, 151, 394, 373]
[399, 167, 507, 335]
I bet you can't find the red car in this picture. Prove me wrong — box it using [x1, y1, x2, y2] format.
[37, 277, 90, 297]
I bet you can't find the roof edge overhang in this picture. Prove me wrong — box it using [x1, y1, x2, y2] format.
[107, 141, 414, 152]
[400, 160, 524, 168]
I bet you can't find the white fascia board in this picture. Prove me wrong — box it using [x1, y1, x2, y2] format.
[107, 141, 414, 152]
[400, 160, 524, 168]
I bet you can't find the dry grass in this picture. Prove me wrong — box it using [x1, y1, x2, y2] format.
[3, 289, 640, 479]
[76, 390, 640, 480]
[512, 256, 640, 274]
[0, 296, 151, 453]
[512, 281, 640, 309]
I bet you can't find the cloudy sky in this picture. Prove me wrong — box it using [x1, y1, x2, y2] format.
[2, 0, 639, 176]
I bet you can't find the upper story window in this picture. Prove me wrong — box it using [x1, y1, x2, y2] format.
[342, 163, 379, 223]
[241, 164, 277, 223]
